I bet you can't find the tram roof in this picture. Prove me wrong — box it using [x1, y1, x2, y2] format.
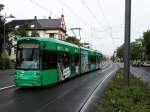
[17, 37, 103, 55]
[17, 36, 79, 48]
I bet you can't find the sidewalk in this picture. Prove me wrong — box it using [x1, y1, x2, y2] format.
[0, 69, 15, 74]
[117, 62, 150, 85]
[0, 69, 14, 87]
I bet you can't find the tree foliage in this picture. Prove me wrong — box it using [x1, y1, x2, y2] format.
[65, 36, 82, 46]
[0, 16, 5, 55]
[31, 30, 39, 37]
[116, 45, 123, 59]
[130, 39, 143, 60]
[0, 6, 12, 56]
[15, 23, 30, 37]
[116, 39, 144, 60]
[143, 30, 150, 59]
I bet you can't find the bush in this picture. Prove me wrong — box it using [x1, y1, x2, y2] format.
[0, 58, 16, 69]
[8, 60, 15, 69]
[0, 50, 16, 69]
[97, 69, 150, 112]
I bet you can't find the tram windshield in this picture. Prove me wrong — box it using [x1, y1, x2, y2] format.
[16, 41, 40, 70]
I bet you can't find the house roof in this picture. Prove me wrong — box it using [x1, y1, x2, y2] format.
[6, 19, 34, 28]
[6, 17, 66, 32]
[38, 19, 60, 28]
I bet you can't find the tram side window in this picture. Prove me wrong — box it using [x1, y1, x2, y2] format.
[90, 55, 96, 64]
[75, 54, 79, 65]
[70, 54, 75, 66]
[42, 50, 57, 69]
[89, 55, 92, 64]
[57, 52, 70, 68]
[96, 56, 98, 63]
[98, 57, 101, 64]
[64, 53, 70, 68]
[94, 56, 96, 64]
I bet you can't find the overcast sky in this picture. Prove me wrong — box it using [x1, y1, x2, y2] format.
[0, 0, 150, 56]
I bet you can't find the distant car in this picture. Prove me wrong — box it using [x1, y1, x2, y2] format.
[132, 61, 141, 67]
[142, 61, 150, 67]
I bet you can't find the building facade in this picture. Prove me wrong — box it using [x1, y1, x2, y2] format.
[7, 14, 67, 60]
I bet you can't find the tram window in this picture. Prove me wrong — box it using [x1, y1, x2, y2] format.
[42, 50, 57, 69]
[64, 53, 70, 67]
[57, 52, 70, 68]
[93, 56, 96, 63]
[71, 54, 75, 66]
[90, 55, 96, 64]
[75, 54, 79, 65]
[89, 56, 92, 63]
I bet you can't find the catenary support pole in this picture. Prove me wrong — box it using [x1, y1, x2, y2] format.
[124, 0, 131, 86]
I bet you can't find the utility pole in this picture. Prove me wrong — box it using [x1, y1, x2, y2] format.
[124, 0, 131, 86]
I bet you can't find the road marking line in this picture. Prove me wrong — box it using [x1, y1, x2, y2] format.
[101, 63, 113, 73]
[0, 85, 15, 91]
[80, 69, 116, 112]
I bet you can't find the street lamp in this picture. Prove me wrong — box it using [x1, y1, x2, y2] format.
[2, 13, 15, 69]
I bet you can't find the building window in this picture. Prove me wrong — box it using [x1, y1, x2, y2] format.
[49, 33, 55, 38]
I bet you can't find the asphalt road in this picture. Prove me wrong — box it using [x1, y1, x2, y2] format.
[117, 62, 150, 85]
[0, 61, 118, 112]
[0, 70, 15, 88]
[131, 66, 150, 84]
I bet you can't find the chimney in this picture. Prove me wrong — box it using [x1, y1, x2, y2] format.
[48, 16, 51, 19]
[34, 16, 37, 20]
[61, 14, 64, 19]
[34, 16, 37, 29]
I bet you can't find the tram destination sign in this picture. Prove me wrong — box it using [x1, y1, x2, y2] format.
[19, 43, 39, 48]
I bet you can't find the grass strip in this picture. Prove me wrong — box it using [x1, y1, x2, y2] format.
[97, 69, 150, 112]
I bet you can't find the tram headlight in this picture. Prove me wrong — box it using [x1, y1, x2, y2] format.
[33, 73, 40, 76]
[15, 72, 18, 76]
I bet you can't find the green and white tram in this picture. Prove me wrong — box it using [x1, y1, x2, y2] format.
[14, 37, 102, 86]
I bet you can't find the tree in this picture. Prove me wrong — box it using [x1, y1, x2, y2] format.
[116, 45, 124, 59]
[65, 36, 82, 46]
[0, 5, 12, 56]
[15, 23, 30, 37]
[0, 16, 5, 55]
[143, 30, 150, 59]
[31, 30, 39, 37]
[130, 40, 143, 60]
[116, 39, 144, 61]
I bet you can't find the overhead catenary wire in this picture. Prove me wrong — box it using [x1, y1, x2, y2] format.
[28, 0, 75, 27]
[57, 0, 91, 27]
[94, 0, 119, 44]
[96, 0, 111, 28]
[80, 0, 106, 29]
[29, 0, 81, 33]
[29, 0, 59, 17]
[96, 0, 115, 42]
[29, 0, 112, 40]
[57, 0, 102, 40]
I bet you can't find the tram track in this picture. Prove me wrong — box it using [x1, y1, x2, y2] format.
[33, 62, 116, 112]
[0, 85, 15, 91]
[0, 61, 111, 108]
[79, 65, 117, 112]
[0, 61, 110, 92]
[0, 61, 116, 112]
